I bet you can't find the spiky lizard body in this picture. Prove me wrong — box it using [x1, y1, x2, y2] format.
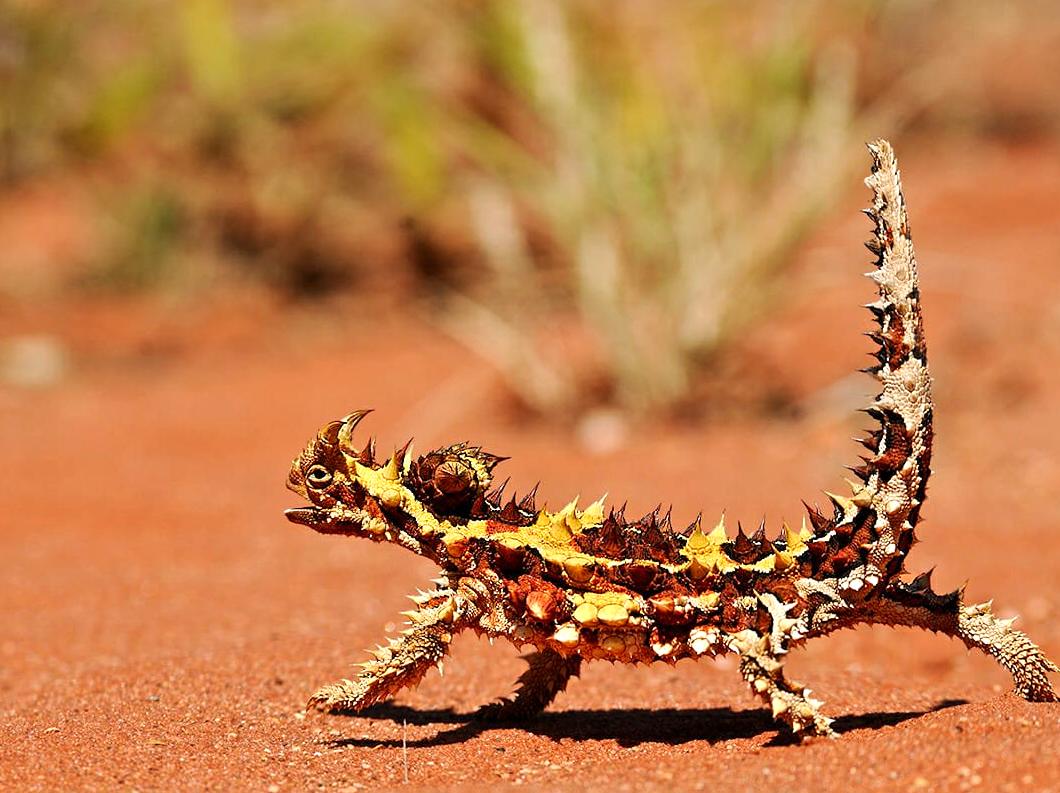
[285, 141, 1058, 737]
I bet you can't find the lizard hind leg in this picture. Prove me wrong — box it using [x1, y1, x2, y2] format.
[874, 579, 1059, 703]
[729, 629, 836, 738]
[961, 602, 1060, 702]
[475, 649, 582, 721]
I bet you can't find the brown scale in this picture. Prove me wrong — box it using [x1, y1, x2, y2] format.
[846, 508, 879, 556]
[872, 409, 913, 481]
[816, 544, 862, 577]
[614, 560, 670, 594]
[872, 304, 910, 371]
[908, 288, 929, 361]
[810, 496, 878, 577]
[906, 408, 934, 527]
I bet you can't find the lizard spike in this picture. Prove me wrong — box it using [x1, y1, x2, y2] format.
[846, 479, 874, 508]
[485, 478, 510, 508]
[478, 452, 510, 472]
[397, 438, 415, 473]
[708, 514, 728, 543]
[802, 501, 832, 534]
[359, 436, 377, 465]
[338, 409, 373, 449]
[846, 464, 872, 483]
[498, 497, 523, 524]
[583, 494, 607, 524]
[379, 453, 400, 481]
[784, 522, 808, 555]
[643, 504, 662, 528]
[468, 493, 489, 518]
[732, 523, 755, 559]
[594, 511, 628, 557]
[909, 568, 935, 592]
[752, 518, 768, 546]
[681, 512, 704, 538]
[856, 434, 882, 452]
[825, 491, 856, 521]
[860, 406, 885, 421]
[518, 483, 540, 511]
[317, 420, 343, 446]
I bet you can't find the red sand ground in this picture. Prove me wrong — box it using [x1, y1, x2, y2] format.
[2, 141, 1059, 791]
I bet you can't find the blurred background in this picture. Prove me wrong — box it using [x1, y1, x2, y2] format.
[3, 3, 1060, 787]
[2, 0, 1058, 417]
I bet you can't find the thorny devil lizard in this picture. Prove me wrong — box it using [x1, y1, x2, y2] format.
[284, 140, 1059, 738]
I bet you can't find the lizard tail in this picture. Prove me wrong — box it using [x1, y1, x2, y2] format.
[805, 140, 934, 590]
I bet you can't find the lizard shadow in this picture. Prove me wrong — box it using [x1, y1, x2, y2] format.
[325, 698, 967, 749]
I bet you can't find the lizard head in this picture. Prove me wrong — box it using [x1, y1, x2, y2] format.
[285, 410, 504, 555]
[284, 410, 371, 534]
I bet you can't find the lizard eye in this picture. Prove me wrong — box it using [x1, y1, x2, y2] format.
[306, 465, 333, 489]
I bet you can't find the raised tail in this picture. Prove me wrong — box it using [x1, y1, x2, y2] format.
[805, 140, 934, 593]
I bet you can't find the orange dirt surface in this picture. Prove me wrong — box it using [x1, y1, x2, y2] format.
[2, 140, 1060, 792]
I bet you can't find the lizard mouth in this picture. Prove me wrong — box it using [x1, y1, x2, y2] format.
[284, 507, 324, 526]
[284, 506, 366, 535]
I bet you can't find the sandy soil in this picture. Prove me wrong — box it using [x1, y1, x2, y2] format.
[2, 140, 1059, 791]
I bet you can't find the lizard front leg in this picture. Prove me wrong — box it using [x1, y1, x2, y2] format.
[308, 589, 466, 713]
[475, 648, 582, 721]
[729, 629, 836, 737]
[871, 576, 1059, 703]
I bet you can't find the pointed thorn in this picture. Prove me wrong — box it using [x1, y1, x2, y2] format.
[358, 436, 377, 465]
[397, 438, 415, 473]
[518, 484, 540, 511]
